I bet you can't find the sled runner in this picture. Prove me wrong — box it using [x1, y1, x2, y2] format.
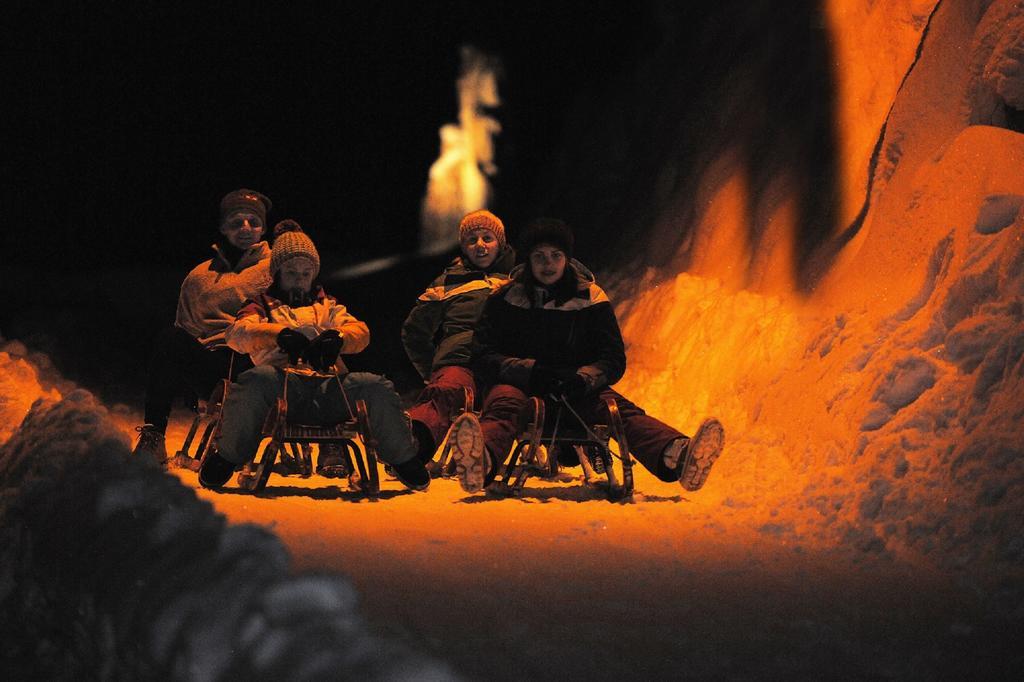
[235, 367, 382, 496]
[172, 356, 239, 471]
[489, 395, 635, 501]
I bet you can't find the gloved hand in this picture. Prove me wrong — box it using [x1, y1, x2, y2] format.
[528, 364, 581, 397]
[527, 364, 562, 397]
[277, 328, 312, 364]
[555, 373, 589, 401]
[302, 329, 343, 372]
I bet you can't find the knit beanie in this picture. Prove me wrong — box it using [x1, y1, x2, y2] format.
[519, 217, 574, 258]
[270, 220, 320, 277]
[220, 188, 272, 225]
[458, 209, 506, 248]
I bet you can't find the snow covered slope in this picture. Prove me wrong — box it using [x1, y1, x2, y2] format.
[609, 0, 1024, 602]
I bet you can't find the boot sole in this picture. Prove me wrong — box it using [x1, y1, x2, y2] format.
[316, 464, 349, 479]
[450, 415, 486, 493]
[680, 418, 725, 492]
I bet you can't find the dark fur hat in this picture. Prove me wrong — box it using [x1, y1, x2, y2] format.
[519, 217, 574, 258]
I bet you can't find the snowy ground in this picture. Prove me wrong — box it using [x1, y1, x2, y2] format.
[156, 416, 1020, 680]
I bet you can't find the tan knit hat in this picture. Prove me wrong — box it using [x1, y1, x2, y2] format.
[458, 210, 506, 248]
[270, 223, 320, 277]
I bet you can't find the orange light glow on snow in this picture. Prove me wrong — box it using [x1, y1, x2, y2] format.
[599, 0, 1024, 557]
[0, 350, 62, 443]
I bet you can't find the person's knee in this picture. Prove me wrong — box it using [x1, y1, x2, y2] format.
[242, 364, 278, 382]
[423, 382, 466, 404]
[345, 372, 400, 407]
[482, 389, 518, 420]
[601, 389, 645, 417]
[430, 366, 473, 391]
[489, 384, 526, 401]
[346, 371, 394, 390]
[429, 377, 461, 393]
[485, 384, 527, 412]
[236, 365, 280, 396]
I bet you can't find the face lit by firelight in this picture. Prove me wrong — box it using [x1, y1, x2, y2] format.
[529, 244, 567, 286]
[279, 257, 317, 293]
[219, 211, 265, 249]
[461, 228, 499, 270]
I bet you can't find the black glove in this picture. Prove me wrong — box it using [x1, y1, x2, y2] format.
[302, 329, 343, 372]
[527, 364, 562, 397]
[556, 373, 588, 401]
[277, 328, 311, 364]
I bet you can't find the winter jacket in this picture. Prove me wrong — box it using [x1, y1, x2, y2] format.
[472, 259, 626, 394]
[401, 246, 515, 380]
[175, 241, 273, 349]
[225, 286, 370, 370]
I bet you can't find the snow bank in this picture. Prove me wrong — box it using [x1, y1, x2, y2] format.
[0, 391, 455, 680]
[834, 128, 1024, 579]
[970, 0, 1024, 123]
[612, 125, 1024, 613]
[601, 2, 1024, 606]
[605, 126, 1024, 666]
[824, 0, 938, 227]
[0, 340, 62, 444]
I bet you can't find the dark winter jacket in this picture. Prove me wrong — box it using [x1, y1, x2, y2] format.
[402, 246, 515, 380]
[471, 259, 626, 394]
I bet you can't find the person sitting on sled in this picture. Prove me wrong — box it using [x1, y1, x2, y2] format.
[401, 209, 515, 466]
[446, 217, 725, 493]
[198, 222, 430, 492]
[132, 189, 273, 464]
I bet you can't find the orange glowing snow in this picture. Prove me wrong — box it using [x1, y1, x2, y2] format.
[824, 0, 938, 229]
[601, 1, 1024, 562]
[0, 349, 61, 444]
[612, 119, 1024, 562]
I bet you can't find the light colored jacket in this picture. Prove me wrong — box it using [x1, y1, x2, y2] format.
[175, 242, 272, 349]
[226, 287, 370, 369]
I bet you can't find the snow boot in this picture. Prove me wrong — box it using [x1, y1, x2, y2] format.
[665, 418, 725, 492]
[132, 425, 168, 465]
[316, 443, 350, 478]
[449, 412, 488, 493]
[274, 448, 301, 476]
[199, 450, 235, 490]
[391, 457, 430, 492]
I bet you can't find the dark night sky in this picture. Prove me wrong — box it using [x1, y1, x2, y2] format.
[5, 1, 643, 271]
[1, 1, 644, 395]
[3, 2, 834, 398]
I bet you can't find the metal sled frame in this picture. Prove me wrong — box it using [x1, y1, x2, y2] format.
[235, 367, 381, 496]
[489, 396, 635, 501]
[172, 354, 239, 472]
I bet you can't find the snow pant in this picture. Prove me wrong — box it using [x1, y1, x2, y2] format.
[478, 383, 686, 481]
[407, 365, 476, 461]
[143, 325, 251, 433]
[215, 365, 418, 467]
